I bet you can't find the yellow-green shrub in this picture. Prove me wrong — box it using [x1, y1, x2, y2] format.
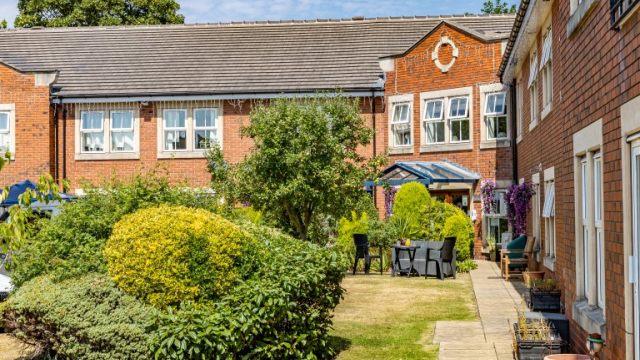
[337, 211, 369, 252]
[443, 213, 475, 260]
[104, 204, 250, 307]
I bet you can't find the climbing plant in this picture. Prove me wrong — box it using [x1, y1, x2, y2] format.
[505, 181, 536, 236]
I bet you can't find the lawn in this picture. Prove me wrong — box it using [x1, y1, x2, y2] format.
[330, 273, 478, 360]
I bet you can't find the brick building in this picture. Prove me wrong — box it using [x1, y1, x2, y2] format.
[0, 15, 513, 255]
[499, 0, 640, 358]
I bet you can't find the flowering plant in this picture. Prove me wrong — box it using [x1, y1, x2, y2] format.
[382, 186, 398, 219]
[480, 179, 497, 214]
[505, 181, 536, 236]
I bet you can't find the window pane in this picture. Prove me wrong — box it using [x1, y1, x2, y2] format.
[426, 121, 444, 143]
[92, 112, 103, 130]
[195, 130, 218, 149]
[195, 110, 206, 128]
[498, 116, 508, 138]
[584, 227, 589, 298]
[486, 94, 496, 114]
[495, 93, 505, 114]
[425, 100, 442, 120]
[111, 131, 134, 152]
[393, 104, 409, 123]
[112, 112, 122, 129]
[82, 132, 104, 152]
[122, 112, 133, 129]
[451, 121, 460, 142]
[595, 159, 602, 221]
[0, 113, 8, 131]
[82, 113, 91, 130]
[195, 110, 216, 128]
[394, 123, 411, 146]
[461, 120, 470, 141]
[165, 111, 186, 128]
[450, 97, 468, 118]
[487, 117, 496, 139]
[164, 130, 187, 150]
[0, 133, 9, 152]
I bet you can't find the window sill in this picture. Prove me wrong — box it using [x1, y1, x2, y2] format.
[572, 300, 606, 339]
[567, 0, 598, 38]
[157, 151, 207, 159]
[541, 103, 553, 121]
[544, 255, 556, 271]
[75, 152, 140, 161]
[529, 119, 539, 132]
[420, 142, 472, 153]
[389, 147, 414, 155]
[516, 134, 523, 144]
[480, 140, 510, 150]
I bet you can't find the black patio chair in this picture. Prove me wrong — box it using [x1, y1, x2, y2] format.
[353, 234, 383, 275]
[426, 236, 457, 280]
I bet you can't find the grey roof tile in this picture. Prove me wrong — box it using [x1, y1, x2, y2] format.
[0, 15, 514, 98]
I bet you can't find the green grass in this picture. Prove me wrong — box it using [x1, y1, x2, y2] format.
[330, 274, 478, 360]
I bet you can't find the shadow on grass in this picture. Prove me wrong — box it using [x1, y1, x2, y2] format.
[328, 335, 352, 358]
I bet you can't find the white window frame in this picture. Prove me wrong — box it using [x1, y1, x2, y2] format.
[543, 175, 556, 269]
[193, 108, 220, 150]
[532, 175, 541, 257]
[631, 142, 640, 360]
[391, 102, 412, 147]
[594, 153, 604, 308]
[423, 99, 445, 144]
[540, 26, 553, 117]
[581, 157, 590, 299]
[529, 50, 539, 130]
[516, 74, 524, 142]
[0, 111, 10, 154]
[110, 110, 135, 153]
[163, 109, 188, 152]
[485, 92, 509, 141]
[80, 111, 105, 154]
[449, 96, 470, 143]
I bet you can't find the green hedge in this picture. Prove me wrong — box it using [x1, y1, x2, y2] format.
[4, 274, 152, 360]
[149, 223, 348, 360]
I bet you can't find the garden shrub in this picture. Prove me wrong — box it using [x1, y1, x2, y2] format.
[3, 274, 151, 360]
[392, 182, 431, 221]
[11, 166, 220, 289]
[337, 211, 369, 251]
[104, 204, 252, 307]
[456, 259, 478, 273]
[149, 222, 348, 360]
[443, 213, 475, 261]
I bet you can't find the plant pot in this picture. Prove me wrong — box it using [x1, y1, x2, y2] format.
[524, 271, 545, 288]
[544, 355, 590, 360]
[529, 288, 562, 312]
[513, 323, 563, 360]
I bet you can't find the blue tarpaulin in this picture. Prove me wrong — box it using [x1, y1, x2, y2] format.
[0, 180, 75, 206]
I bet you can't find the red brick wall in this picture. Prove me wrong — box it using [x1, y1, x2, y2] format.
[0, 64, 52, 185]
[512, 1, 640, 358]
[378, 24, 513, 256]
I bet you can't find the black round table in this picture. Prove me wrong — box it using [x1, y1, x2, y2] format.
[391, 245, 420, 276]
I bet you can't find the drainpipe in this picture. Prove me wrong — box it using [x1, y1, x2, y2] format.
[510, 81, 518, 182]
[62, 102, 67, 181]
[372, 90, 377, 209]
[53, 103, 59, 182]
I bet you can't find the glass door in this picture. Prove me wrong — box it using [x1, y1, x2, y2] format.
[632, 144, 640, 360]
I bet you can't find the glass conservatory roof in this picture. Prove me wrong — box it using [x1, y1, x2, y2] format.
[364, 161, 481, 188]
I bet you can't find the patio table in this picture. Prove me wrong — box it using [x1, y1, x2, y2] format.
[391, 245, 420, 276]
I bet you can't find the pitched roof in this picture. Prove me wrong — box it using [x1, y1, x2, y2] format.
[0, 15, 514, 99]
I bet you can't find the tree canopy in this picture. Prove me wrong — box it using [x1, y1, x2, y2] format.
[481, 0, 517, 14]
[14, 0, 185, 28]
[207, 94, 386, 241]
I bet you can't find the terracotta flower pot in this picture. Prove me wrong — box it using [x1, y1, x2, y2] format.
[523, 271, 545, 288]
[544, 355, 590, 360]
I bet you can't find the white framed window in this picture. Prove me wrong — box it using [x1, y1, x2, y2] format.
[80, 111, 105, 153]
[110, 111, 134, 152]
[392, 103, 411, 147]
[163, 109, 187, 151]
[0, 111, 10, 153]
[424, 99, 444, 144]
[581, 157, 590, 299]
[449, 96, 470, 143]
[543, 180, 556, 259]
[594, 153, 604, 308]
[529, 51, 539, 128]
[532, 178, 541, 254]
[194, 109, 219, 150]
[516, 77, 523, 140]
[485, 92, 508, 140]
[540, 27, 553, 113]
[631, 142, 640, 360]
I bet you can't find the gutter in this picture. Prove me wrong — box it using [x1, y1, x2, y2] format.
[497, 0, 532, 80]
[51, 89, 385, 104]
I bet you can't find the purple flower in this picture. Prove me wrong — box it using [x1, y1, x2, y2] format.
[480, 179, 497, 214]
[505, 181, 536, 236]
[383, 186, 398, 219]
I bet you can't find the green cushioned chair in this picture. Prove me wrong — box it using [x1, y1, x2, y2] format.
[501, 235, 534, 280]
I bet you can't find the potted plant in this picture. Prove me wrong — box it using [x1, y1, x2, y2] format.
[486, 235, 497, 262]
[511, 303, 563, 360]
[529, 278, 562, 312]
[524, 270, 546, 288]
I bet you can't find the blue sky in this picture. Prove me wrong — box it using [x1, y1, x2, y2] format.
[0, 0, 509, 27]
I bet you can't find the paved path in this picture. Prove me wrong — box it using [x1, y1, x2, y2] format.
[434, 260, 528, 360]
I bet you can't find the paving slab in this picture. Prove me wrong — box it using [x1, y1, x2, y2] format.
[434, 260, 527, 360]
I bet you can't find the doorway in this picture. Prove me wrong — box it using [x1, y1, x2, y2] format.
[430, 191, 470, 213]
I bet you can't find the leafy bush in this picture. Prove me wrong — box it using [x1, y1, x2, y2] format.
[367, 218, 399, 248]
[12, 166, 219, 289]
[104, 205, 252, 307]
[149, 223, 348, 360]
[392, 182, 431, 222]
[337, 211, 369, 251]
[456, 259, 478, 273]
[3, 274, 152, 360]
[443, 213, 475, 261]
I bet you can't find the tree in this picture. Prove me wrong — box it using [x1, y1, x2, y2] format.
[14, 0, 185, 28]
[208, 94, 386, 241]
[0, 20, 7, 29]
[0, 151, 66, 269]
[481, 0, 517, 14]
